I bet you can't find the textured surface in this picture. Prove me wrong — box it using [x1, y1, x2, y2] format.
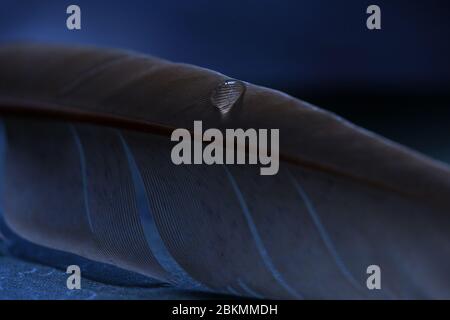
[0, 255, 230, 300]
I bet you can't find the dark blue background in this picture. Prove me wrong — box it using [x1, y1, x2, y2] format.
[1, 0, 450, 95]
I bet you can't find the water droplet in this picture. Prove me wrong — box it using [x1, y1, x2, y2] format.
[210, 80, 245, 115]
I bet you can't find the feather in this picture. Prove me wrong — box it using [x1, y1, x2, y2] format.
[0, 43, 449, 299]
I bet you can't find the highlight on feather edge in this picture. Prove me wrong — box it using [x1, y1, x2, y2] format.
[170, 121, 279, 176]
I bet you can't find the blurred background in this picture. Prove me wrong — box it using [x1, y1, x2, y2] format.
[1, 0, 450, 162]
